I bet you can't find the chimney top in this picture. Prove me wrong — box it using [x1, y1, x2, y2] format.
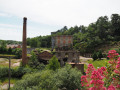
[24, 17, 27, 20]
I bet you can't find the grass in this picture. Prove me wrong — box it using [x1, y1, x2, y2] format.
[27, 54, 31, 57]
[87, 59, 109, 69]
[84, 64, 88, 72]
[0, 78, 20, 85]
[0, 58, 21, 67]
[0, 54, 15, 57]
[0, 78, 20, 89]
[40, 47, 51, 51]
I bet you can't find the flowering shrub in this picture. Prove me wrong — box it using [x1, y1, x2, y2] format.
[81, 50, 120, 90]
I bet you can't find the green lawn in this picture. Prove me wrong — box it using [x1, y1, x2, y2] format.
[87, 59, 109, 69]
[0, 54, 15, 57]
[0, 58, 21, 67]
[84, 59, 109, 72]
[0, 78, 19, 85]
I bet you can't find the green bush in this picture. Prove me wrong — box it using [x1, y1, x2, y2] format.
[46, 55, 60, 71]
[53, 64, 82, 90]
[14, 48, 22, 59]
[28, 51, 40, 69]
[97, 50, 103, 59]
[92, 52, 98, 61]
[11, 67, 32, 78]
[12, 70, 57, 90]
[0, 67, 31, 79]
[0, 67, 8, 78]
[12, 64, 82, 90]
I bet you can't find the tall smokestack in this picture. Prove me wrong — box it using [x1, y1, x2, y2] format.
[22, 17, 27, 66]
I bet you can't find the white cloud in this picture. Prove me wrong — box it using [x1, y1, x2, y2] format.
[0, 0, 120, 27]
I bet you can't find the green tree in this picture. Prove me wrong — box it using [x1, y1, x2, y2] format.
[0, 41, 7, 54]
[97, 50, 103, 60]
[111, 14, 120, 40]
[46, 55, 60, 71]
[92, 52, 98, 61]
[28, 51, 40, 69]
[96, 16, 110, 40]
[15, 48, 22, 59]
[7, 47, 12, 54]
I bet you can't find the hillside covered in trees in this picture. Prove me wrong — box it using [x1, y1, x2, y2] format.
[0, 40, 22, 45]
[27, 14, 120, 54]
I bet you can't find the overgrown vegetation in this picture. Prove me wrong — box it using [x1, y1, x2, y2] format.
[26, 14, 120, 54]
[46, 55, 60, 71]
[28, 51, 46, 70]
[0, 66, 32, 79]
[12, 64, 82, 90]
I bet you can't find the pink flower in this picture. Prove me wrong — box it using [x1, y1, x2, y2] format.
[81, 75, 89, 87]
[89, 87, 106, 90]
[86, 64, 95, 73]
[118, 57, 120, 61]
[108, 85, 115, 90]
[116, 57, 120, 69]
[91, 71, 103, 80]
[101, 67, 106, 71]
[90, 71, 105, 89]
[107, 50, 119, 59]
[116, 84, 120, 89]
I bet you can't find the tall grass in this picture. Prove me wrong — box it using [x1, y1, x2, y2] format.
[87, 59, 109, 69]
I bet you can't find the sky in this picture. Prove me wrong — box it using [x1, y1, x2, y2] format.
[0, 0, 120, 41]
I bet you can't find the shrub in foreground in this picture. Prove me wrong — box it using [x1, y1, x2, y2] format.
[46, 55, 60, 71]
[12, 70, 56, 90]
[53, 64, 82, 90]
[12, 64, 82, 90]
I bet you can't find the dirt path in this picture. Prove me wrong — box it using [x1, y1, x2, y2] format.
[12, 62, 20, 67]
[0, 58, 21, 67]
[80, 56, 92, 65]
[0, 84, 14, 90]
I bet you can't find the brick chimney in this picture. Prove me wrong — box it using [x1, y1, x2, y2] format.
[22, 17, 27, 66]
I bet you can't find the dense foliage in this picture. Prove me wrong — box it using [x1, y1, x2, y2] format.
[0, 40, 21, 45]
[28, 51, 46, 70]
[27, 35, 51, 48]
[46, 55, 60, 71]
[26, 14, 120, 54]
[0, 66, 31, 79]
[92, 50, 103, 60]
[12, 64, 82, 90]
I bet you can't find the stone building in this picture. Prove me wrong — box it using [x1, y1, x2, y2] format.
[52, 36, 80, 64]
[51, 35, 73, 50]
[52, 35, 84, 73]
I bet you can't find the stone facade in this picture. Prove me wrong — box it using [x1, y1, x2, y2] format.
[52, 35, 73, 50]
[55, 50, 80, 66]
